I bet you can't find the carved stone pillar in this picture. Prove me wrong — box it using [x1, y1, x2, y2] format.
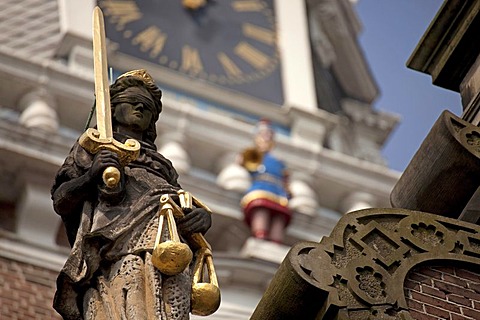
[18, 90, 58, 132]
[15, 173, 61, 248]
[288, 179, 318, 216]
[391, 110, 480, 218]
[216, 152, 251, 193]
[342, 99, 399, 165]
[340, 191, 376, 214]
[288, 106, 337, 152]
[158, 134, 191, 174]
[274, 0, 317, 111]
[56, 0, 95, 57]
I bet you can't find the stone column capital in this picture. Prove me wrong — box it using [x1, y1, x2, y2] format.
[18, 89, 58, 132]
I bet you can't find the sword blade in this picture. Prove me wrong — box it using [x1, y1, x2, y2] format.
[92, 6, 112, 140]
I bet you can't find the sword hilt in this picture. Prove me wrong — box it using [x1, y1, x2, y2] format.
[79, 128, 141, 188]
[102, 166, 121, 188]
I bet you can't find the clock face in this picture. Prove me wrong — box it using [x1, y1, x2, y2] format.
[98, 0, 283, 104]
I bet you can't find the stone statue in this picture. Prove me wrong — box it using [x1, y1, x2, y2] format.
[51, 70, 213, 320]
[239, 120, 292, 243]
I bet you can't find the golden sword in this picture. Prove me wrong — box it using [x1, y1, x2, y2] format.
[92, 6, 112, 140]
[79, 7, 140, 188]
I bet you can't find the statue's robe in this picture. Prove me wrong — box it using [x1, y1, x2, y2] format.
[52, 135, 191, 320]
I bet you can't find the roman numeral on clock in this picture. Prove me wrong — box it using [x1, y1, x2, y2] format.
[182, 45, 204, 75]
[234, 41, 270, 69]
[131, 26, 167, 58]
[243, 23, 275, 45]
[101, 0, 142, 30]
[231, 0, 264, 12]
[218, 52, 243, 78]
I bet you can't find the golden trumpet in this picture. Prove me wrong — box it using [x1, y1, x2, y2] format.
[241, 147, 263, 172]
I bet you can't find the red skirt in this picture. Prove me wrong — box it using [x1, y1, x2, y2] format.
[243, 198, 292, 227]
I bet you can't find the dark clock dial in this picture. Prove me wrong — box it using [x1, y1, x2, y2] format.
[99, 0, 280, 86]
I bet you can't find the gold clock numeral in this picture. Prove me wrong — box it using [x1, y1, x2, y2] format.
[182, 46, 204, 75]
[101, 0, 142, 29]
[132, 26, 168, 58]
[232, 0, 264, 12]
[243, 23, 275, 45]
[234, 41, 270, 69]
[218, 52, 242, 78]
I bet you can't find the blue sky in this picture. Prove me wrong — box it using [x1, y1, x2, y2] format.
[355, 0, 462, 172]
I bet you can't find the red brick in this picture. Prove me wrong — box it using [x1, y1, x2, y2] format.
[447, 294, 473, 308]
[433, 279, 468, 296]
[468, 282, 480, 294]
[411, 291, 461, 313]
[406, 298, 424, 312]
[409, 272, 434, 285]
[459, 289, 480, 301]
[408, 309, 439, 320]
[450, 314, 474, 320]
[431, 266, 455, 275]
[473, 300, 480, 310]
[418, 268, 444, 280]
[0, 257, 61, 319]
[422, 285, 446, 299]
[456, 269, 480, 283]
[405, 279, 422, 291]
[424, 304, 449, 318]
[443, 274, 468, 288]
[462, 307, 480, 319]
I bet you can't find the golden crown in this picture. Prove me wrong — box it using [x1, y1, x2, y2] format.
[117, 69, 156, 87]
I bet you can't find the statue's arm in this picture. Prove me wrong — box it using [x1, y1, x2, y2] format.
[52, 173, 95, 217]
[52, 149, 123, 217]
[177, 207, 212, 236]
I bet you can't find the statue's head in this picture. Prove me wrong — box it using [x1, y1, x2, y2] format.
[254, 119, 275, 153]
[109, 69, 162, 145]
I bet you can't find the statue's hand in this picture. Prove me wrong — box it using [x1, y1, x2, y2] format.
[177, 207, 212, 236]
[88, 150, 121, 184]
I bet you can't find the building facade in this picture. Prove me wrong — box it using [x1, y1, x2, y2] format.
[0, 0, 399, 318]
[252, 1, 480, 319]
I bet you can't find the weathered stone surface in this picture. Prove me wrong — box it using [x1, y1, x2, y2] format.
[51, 71, 213, 319]
[251, 208, 480, 319]
[391, 110, 480, 219]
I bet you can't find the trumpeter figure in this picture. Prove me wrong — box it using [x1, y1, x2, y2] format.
[239, 120, 292, 244]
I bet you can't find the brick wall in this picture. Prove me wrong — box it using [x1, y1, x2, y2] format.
[0, 256, 61, 319]
[405, 265, 480, 320]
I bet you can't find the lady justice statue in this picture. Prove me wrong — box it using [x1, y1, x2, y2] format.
[51, 69, 216, 320]
[51, 7, 218, 320]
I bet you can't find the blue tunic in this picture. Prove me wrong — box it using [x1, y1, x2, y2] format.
[246, 153, 288, 200]
[241, 152, 291, 226]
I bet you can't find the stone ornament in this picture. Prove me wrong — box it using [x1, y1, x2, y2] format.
[251, 208, 480, 319]
[391, 110, 480, 218]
